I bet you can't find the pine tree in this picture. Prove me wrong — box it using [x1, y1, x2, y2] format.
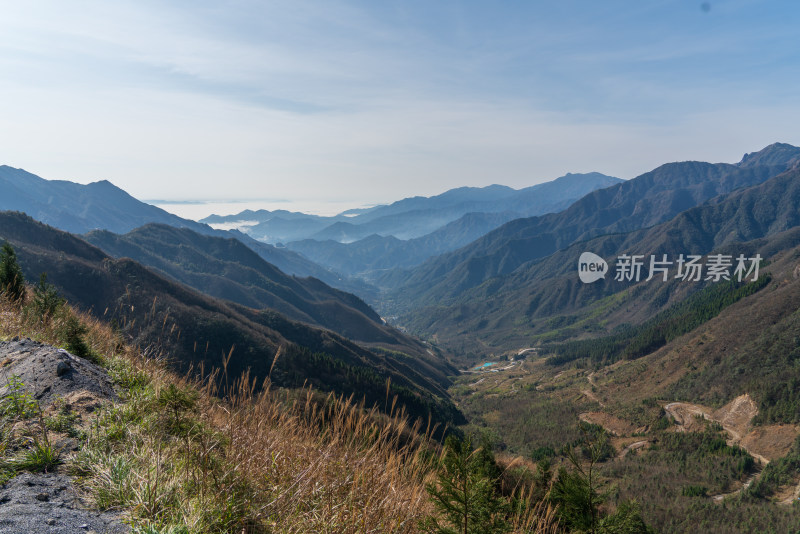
[31, 272, 64, 319]
[550, 425, 607, 533]
[550, 425, 654, 534]
[422, 435, 510, 534]
[60, 314, 91, 359]
[598, 501, 656, 534]
[0, 242, 25, 303]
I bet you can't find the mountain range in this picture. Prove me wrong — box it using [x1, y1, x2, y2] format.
[0, 165, 212, 235]
[382, 144, 800, 365]
[383, 143, 800, 313]
[0, 212, 461, 426]
[285, 211, 517, 277]
[202, 173, 621, 278]
[202, 172, 621, 244]
[400, 160, 800, 359]
[7, 143, 800, 533]
[0, 165, 377, 296]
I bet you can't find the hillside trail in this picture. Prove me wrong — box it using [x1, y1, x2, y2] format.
[581, 371, 605, 407]
[711, 471, 761, 503]
[779, 481, 800, 505]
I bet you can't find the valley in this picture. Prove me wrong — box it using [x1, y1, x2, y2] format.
[438, 220, 800, 530]
[3, 143, 800, 532]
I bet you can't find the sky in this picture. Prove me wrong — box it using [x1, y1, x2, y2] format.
[1, 0, 799, 217]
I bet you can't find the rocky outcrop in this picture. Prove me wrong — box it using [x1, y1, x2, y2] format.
[0, 338, 117, 407]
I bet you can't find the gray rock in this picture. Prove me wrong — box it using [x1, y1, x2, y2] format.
[56, 360, 72, 377]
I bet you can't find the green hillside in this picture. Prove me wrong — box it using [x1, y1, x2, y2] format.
[385, 143, 800, 309]
[399, 164, 800, 363]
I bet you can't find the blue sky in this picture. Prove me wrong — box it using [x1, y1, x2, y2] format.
[1, 1, 798, 215]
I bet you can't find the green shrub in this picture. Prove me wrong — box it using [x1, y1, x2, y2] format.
[57, 313, 102, 364]
[156, 384, 199, 435]
[13, 440, 61, 473]
[0, 375, 39, 419]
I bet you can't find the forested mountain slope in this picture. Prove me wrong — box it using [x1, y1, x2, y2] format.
[0, 212, 461, 426]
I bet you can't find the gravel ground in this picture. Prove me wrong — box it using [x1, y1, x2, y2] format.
[0, 473, 130, 533]
[0, 338, 131, 533]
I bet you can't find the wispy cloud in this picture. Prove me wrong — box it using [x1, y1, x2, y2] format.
[0, 0, 798, 209]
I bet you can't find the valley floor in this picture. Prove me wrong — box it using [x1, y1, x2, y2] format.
[452, 346, 800, 533]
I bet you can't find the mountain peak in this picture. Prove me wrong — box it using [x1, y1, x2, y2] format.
[0, 166, 213, 235]
[551, 171, 619, 183]
[737, 142, 800, 168]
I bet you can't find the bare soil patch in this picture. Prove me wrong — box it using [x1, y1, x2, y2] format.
[579, 411, 636, 436]
[740, 424, 799, 462]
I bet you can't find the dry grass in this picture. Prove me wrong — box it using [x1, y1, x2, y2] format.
[209, 379, 435, 532]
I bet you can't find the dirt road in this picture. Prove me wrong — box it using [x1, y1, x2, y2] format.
[664, 398, 771, 502]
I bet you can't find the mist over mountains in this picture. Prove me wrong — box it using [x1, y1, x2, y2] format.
[202, 172, 621, 243]
[202, 172, 621, 278]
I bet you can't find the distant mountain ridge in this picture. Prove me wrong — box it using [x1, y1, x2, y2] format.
[202, 172, 622, 245]
[287, 211, 518, 276]
[738, 142, 800, 168]
[257, 173, 621, 278]
[384, 143, 800, 308]
[0, 165, 372, 294]
[0, 165, 211, 235]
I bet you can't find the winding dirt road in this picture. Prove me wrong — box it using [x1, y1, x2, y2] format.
[663, 398, 771, 501]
